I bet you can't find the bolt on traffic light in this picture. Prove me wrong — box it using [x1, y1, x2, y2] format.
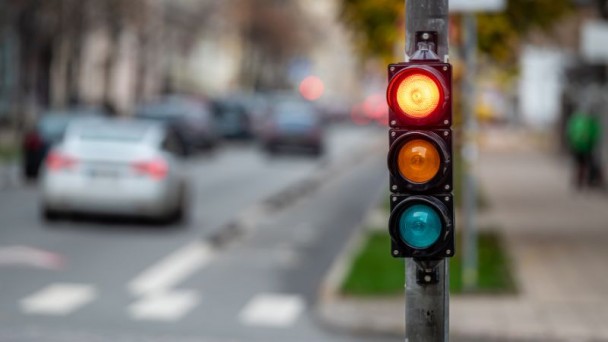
[386, 38, 455, 260]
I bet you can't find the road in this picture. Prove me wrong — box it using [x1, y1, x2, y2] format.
[0, 124, 400, 342]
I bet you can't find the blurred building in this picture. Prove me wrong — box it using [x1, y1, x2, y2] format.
[0, 0, 169, 122]
[518, 47, 569, 128]
[298, 0, 361, 103]
[0, 0, 363, 128]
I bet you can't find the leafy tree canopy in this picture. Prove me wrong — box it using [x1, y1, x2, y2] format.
[340, 0, 574, 64]
[340, 0, 403, 64]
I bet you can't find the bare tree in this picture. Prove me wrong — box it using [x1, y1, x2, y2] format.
[238, 0, 320, 90]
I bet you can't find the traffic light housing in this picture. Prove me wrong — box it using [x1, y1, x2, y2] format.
[387, 43, 455, 260]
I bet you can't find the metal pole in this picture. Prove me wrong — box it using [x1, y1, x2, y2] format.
[405, 0, 449, 60]
[405, 259, 449, 341]
[404, 1, 449, 341]
[461, 13, 479, 292]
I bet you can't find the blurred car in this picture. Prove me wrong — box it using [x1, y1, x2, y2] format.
[40, 118, 188, 223]
[221, 92, 272, 136]
[211, 99, 253, 139]
[135, 96, 218, 155]
[260, 100, 325, 156]
[317, 99, 352, 123]
[22, 107, 104, 179]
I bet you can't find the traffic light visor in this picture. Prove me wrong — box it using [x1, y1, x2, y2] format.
[398, 138, 440, 184]
[399, 204, 442, 248]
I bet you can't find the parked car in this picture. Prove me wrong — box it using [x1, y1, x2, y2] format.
[260, 99, 325, 156]
[211, 99, 253, 139]
[40, 118, 188, 223]
[135, 96, 218, 155]
[22, 107, 104, 179]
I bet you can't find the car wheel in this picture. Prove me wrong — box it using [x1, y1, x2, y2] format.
[42, 207, 61, 222]
[170, 188, 188, 225]
[265, 144, 278, 155]
[172, 204, 184, 224]
[312, 145, 324, 157]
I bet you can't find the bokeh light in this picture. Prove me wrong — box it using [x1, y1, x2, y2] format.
[299, 75, 325, 101]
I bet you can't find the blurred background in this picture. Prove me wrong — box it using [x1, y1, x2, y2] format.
[1, 0, 608, 341]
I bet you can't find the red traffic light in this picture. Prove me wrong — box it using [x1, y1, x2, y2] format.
[387, 64, 450, 127]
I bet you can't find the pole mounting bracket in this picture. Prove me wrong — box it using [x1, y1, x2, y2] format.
[415, 31, 439, 54]
[414, 258, 441, 285]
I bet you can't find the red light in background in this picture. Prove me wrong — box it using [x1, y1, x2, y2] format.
[350, 103, 370, 126]
[363, 94, 389, 125]
[299, 76, 324, 101]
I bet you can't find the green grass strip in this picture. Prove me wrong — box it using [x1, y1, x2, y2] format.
[341, 230, 516, 296]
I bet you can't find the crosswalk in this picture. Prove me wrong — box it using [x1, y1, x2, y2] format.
[17, 282, 306, 328]
[128, 289, 200, 322]
[7, 216, 316, 328]
[20, 283, 97, 316]
[239, 293, 305, 327]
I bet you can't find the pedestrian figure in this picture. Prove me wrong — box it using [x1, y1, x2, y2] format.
[566, 109, 602, 189]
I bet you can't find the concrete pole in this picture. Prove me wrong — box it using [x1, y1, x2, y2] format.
[404, 1, 450, 341]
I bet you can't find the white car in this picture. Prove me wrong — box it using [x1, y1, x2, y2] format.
[40, 118, 188, 223]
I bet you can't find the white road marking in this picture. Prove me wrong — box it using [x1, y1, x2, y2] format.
[128, 241, 215, 296]
[0, 245, 64, 270]
[128, 290, 199, 322]
[20, 283, 97, 315]
[239, 293, 305, 327]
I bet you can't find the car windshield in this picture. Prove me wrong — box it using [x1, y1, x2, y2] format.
[38, 115, 73, 141]
[274, 102, 318, 127]
[137, 100, 207, 123]
[75, 123, 149, 143]
[136, 104, 182, 122]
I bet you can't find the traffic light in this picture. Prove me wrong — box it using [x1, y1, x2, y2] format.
[387, 38, 454, 260]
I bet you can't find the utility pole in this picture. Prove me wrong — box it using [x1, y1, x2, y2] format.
[404, 1, 450, 341]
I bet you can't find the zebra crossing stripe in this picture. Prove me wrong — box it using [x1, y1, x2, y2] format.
[20, 283, 97, 316]
[238, 293, 305, 327]
[128, 290, 200, 322]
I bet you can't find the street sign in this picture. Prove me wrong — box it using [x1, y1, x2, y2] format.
[449, 0, 506, 12]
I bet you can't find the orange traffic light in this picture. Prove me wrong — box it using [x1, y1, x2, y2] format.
[398, 139, 440, 184]
[388, 131, 450, 193]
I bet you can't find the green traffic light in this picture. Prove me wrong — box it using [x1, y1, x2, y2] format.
[398, 204, 442, 249]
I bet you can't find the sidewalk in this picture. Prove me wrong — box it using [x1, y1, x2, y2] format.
[0, 160, 19, 189]
[317, 127, 608, 341]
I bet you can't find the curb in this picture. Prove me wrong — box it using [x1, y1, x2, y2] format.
[206, 133, 386, 249]
[313, 182, 405, 337]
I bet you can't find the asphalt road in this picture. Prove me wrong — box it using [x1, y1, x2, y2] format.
[0, 124, 402, 342]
